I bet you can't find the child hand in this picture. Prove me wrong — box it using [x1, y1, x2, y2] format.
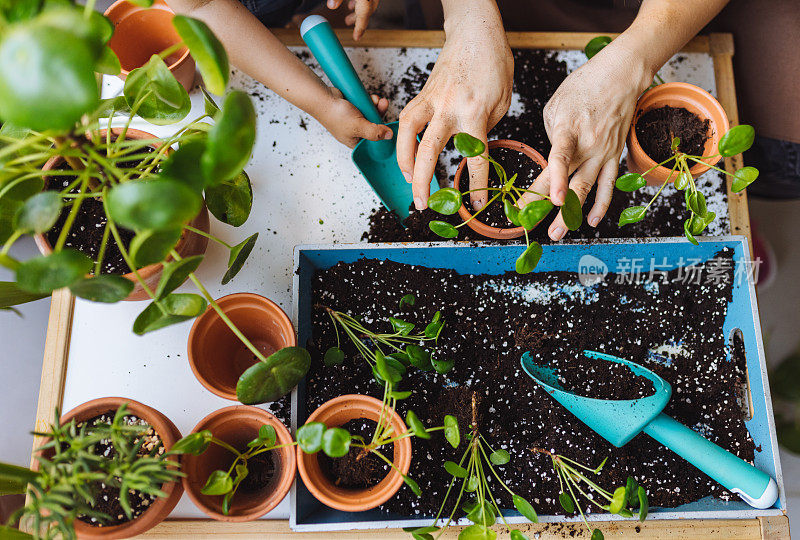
[326, 0, 380, 41]
[318, 88, 392, 148]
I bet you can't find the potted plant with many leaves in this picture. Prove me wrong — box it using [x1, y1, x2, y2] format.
[0, 0, 310, 404]
[0, 399, 184, 539]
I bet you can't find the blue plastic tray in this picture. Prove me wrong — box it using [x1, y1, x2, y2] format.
[290, 237, 785, 531]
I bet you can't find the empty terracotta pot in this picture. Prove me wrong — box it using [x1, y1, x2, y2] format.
[35, 128, 209, 302]
[452, 139, 548, 240]
[51, 397, 183, 539]
[188, 293, 296, 400]
[297, 394, 412, 512]
[104, 0, 196, 91]
[627, 82, 730, 185]
[181, 406, 296, 521]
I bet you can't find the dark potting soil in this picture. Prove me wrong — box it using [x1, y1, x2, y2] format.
[75, 412, 164, 527]
[317, 418, 394, 489]
[460, 146, 543, 229]
[304, 250, 754, 519]
[635, 106, 711, 163]
[238, 451, 277, 493]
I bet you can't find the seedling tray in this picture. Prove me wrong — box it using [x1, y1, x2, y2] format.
[290, 237, 785, 531]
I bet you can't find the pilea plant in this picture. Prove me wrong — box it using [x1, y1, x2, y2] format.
[616, 125, 758, 244]
[532, 448, 648, 540]
[425, 133, 582, 274]
[0, 405, 183, 540]
[405, 394, 538, 540]
[0, 0, 309, 404]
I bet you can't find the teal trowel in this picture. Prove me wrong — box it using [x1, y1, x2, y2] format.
[520, 350, 779, 509]
[300, 15, 438, 219]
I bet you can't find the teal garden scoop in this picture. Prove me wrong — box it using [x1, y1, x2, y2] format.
[300, 15, 438, 219]
[520, 350, 778, 509]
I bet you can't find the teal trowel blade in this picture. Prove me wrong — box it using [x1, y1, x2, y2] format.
[520, 350, 671, 447]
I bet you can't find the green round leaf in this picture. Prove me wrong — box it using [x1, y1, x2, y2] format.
[444, 415, 459, 448]
[503, 198, 521, 226]
[160, 139, 208, 192]
[202, 91, 256, 184]
[172, 15, 229, 95]
[201, 86, 221, 116]
[444, 460, 467, 478]
[515, 242, 543, 274]
[691, 211, 715, 235]
[591, 529, 604, 540]
[615, 173, 646, 192]
[624, 476, 639, 507]
[0, 25, 99, 131]
[459, 524, 496, 540]
[123, 55, 191, 125]
[686, 190, 707, 217]
[13, 191, 62, 233]
[559, 491, 575, 513]
[69, 275, 134, 303]
[170, 430, 212, 455]
[0, 462, 38, 495]
[323, 346, 345, 366]
[466, 501, 496, 527]
[427, 188, 461, 215]
[510, 531, 530, 540]
[205, 170, 253, 227]
[201, 470, 233, 495]
[96, 45, 121, 75]
[155, 255, 203, 301]
[618, 205, 647, 227]
[428, 220, 458, 239]
[489, 449, 510, 465]
[0, 281, 48, 308]
[718, 125, 755, 157]
[258, 424, 277, 446]
[321, 427, 351, 458]
[405, 344, 433, 370]
[424, 311, 444, 339]
[432, 357, 454, 374]
[453, 133, 485, 158]
[236, 346, 311, 405]
[405, 410, 430, 439]
[389, 317, 414, 336]
[675, 171, 691, 190]
[375, 350, 402, 383]
[518, 199, 553, 230]
[513, 494, 538, 523]
[683, 217, 699, 246]
[107, 179, 202, 231]
[609, 486, 627, 514]
[16, 249, 92, 294]
[389, 390, 412, 400]
[222, 232, 258, 285]
[637, 486, 648, 521]
[132, 293, 207, 335]
[732, 166, 759, 192]
[129, 227, 182, 268]
[297, 422, 326, 454]
[403, 474, 422, 497]
[561, 188, 582, 231]
[584, 35, 611, 59]
[466, 475, 479, 492]
[398, 293, 415, 307]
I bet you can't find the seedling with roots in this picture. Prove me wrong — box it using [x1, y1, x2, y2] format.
[426, 133, 583, 274]
[616, 125, 758, 244]
[532, 448, 648, 540]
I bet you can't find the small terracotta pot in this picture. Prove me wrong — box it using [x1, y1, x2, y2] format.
[452, 139, 548, 240]
[181, 406, 296, 521]
[297, 394, 412, 512]
[104, 0, 196, 91]
[627, 82, 730, 185]
[50, 397, 183, 539]
[188, 293, 296, 400]
[35, 128, 209, 301]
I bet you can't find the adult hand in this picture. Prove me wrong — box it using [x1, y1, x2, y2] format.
[316, 88, 391, 148]
[326, 0, 380, 41]
[397, 0, 513, 210]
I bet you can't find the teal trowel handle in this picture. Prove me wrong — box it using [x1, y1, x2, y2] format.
[300, 15, 383, 125]
[643, 413, 778, 509]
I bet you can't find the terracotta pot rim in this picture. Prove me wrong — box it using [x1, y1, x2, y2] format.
[187, 293, 297, 401]
[103, 0, 191, 74]
[452, 139, 548, 240]
[296, 394, 412, 512]
[52, 397, 183, 539]
[181, 406, 297, 521]
[627, 82, 730, 182]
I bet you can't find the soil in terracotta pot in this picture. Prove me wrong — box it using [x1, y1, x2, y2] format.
[44, 146, 156, 275]
[304, 249, 754, 518]
[238, 451, 277, 493]
[635, 106, 711, 163]
[458, 146, 543, 229]
[317, 418, 393, 489]
[73, 411, 165, 526]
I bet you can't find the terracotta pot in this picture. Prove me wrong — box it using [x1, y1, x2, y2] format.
[35, 128, 209, 301]
[104, 0, 196, 91]
[453, 139, 548, 240]
[181, 406, 296, 521]
[188, 293, 296, 400]
[50, 397, 183, 539]
[627, 82, 730, 186]
[297, 394, 412, 512]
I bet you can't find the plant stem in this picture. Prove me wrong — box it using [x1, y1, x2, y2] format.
[54, 169, 91, 251]
[94, 221, 112, 276]
[183, 225, 233, 249]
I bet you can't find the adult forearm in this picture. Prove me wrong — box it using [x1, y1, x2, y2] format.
[441, 0, 505, 36]
[165, 0, 333, 120]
